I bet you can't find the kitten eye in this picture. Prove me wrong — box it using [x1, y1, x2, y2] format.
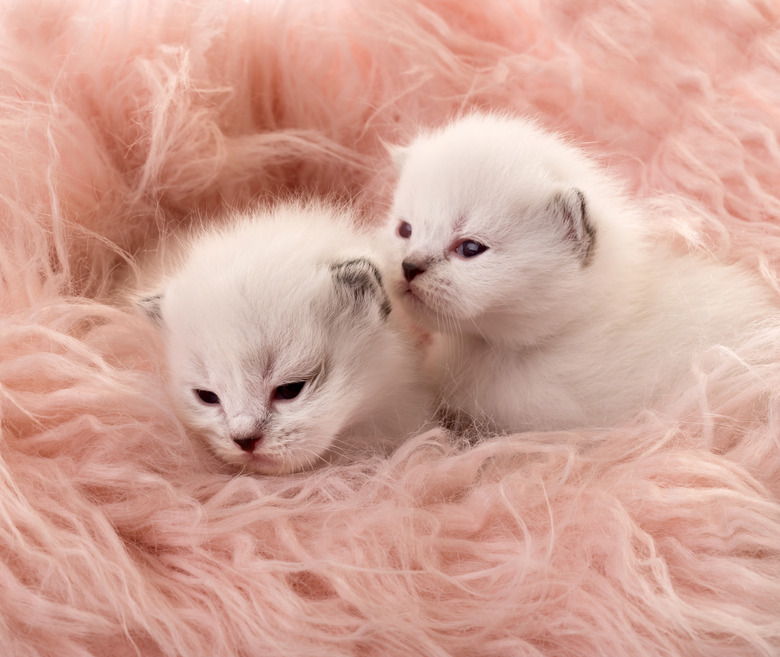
[274, 381, 306, 401]
[454, 240, 489, 258]
[194, 389, 221, 405]
[397, 221, 412, 239]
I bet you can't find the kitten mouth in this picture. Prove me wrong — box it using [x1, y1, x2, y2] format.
[400, 282, 425, 306]
[246, 452, 277, 466]
[402, 287, 432, 315]
[401, 285, 452, 328]
[244, 449, 324, 476]
[239, 449, 279, 471]
[242, 451, 289, 475]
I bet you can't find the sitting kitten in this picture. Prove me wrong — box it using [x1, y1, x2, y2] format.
[137, 203, 431, 475]
[385, 113, 777, 433]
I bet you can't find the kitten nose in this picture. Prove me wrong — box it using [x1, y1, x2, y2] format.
[402, 261, 425, 282]
[233, 435, 262, 452]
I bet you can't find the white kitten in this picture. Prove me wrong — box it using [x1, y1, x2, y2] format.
[137, 203, 431, 475]
[386, 113, 777, 433]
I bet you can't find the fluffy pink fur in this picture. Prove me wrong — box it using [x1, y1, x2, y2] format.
[1, 0, 780, 654]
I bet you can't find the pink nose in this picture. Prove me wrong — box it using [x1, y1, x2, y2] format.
[233, 436, 262, 452]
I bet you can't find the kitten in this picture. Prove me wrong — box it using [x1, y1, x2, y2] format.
[137, 203, 431, 475]
[385, 112, 777, 433]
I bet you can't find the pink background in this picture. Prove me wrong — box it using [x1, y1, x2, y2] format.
[1, 1, 779, 655]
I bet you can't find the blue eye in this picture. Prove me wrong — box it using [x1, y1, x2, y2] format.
[195, 389, 220, 405]
[274, 381, 306, 400]
[455, 240, 489, 258]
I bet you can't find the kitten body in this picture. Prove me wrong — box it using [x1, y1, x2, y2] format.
[138, 203, 431, 474]
[387, 113, 776, 432]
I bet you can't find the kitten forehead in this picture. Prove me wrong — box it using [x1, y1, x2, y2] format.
[408, 113, 584, 175]
[174, 204, 378, 305]
[398, 120, 564, 208]
[391, 112, 623, 253]
[160, 203, 383, 371]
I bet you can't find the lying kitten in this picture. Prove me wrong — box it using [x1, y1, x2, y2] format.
[137, 203, 431, 475]
[386, 113, 777, 433]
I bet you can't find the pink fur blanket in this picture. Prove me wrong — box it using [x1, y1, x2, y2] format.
[2, 0, 780, 655]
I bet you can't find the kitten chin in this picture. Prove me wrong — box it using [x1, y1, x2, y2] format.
[383, 112, 778, 432]
[133, 202, 433, 475]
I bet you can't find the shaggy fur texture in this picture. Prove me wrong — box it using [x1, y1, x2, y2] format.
[1, 0, 780, 655]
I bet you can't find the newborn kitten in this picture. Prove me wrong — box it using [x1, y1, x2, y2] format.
[386, 113, 777, 433]
[137, 203, 431, 475]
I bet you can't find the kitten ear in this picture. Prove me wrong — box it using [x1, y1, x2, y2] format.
[136, 293, 164, 326]
[548, 188, 596, 265]
[330, 259, 392, 320]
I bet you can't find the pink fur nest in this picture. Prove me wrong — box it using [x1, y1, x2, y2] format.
[2, 0, 780, 655]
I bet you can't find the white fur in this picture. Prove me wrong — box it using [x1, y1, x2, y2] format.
[137, 203, 431, 474]
[385, 113, 778, 432]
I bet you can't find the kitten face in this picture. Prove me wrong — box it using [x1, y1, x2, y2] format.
[142, 210, 401, 475]
[388, 113, 598, 346]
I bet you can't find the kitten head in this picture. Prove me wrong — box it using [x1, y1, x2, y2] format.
[387, 113, 643, 346]
[139, 205, 404, 475]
